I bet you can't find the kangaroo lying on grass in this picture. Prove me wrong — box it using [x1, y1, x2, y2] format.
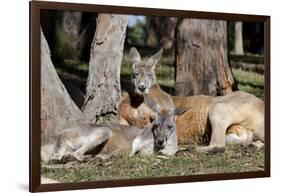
[41, 97, 183, 163]
[117, 47, 264, 153]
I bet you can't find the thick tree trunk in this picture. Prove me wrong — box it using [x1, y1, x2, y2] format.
[41, 29, 82, 141]
[82, 14, 128, 123]
[234, 22, 244, 55]
[175, 19, 236, 96]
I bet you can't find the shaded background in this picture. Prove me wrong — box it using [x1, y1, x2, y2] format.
[41, 10, 264, 110]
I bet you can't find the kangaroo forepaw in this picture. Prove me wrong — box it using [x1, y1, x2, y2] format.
[159, 148, 177, 156]
[61, 154, 77, 163]
[71, 153, 85, 162]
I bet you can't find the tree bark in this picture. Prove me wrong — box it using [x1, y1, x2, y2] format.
[41, 29, 82, 141]
[175, 19, 236, 96]
[82, 14, 128, 123]
[234, 22, 244, 55]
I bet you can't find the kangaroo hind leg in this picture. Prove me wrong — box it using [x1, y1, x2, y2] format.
[197, 103, 232, 153]
[72, 127, 111, 161]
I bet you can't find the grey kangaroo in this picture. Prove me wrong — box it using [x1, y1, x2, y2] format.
[41, 97, 184, 163]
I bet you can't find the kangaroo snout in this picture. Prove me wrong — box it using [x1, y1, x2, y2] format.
[157, 139, 164, 146]
[156, 137, 167, 149]
[138, 85, 146, 93]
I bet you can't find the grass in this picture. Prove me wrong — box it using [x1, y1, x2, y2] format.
[41, 146, 264, 183]
[232, 68, 264, 87]
[232, 68, 264, 99]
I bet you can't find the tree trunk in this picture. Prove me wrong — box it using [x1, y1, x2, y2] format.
[234, 22, 244, 55]
[40, 29, 82, 142]
[82, 14, 128, 123]
[175, 19, 236, 96]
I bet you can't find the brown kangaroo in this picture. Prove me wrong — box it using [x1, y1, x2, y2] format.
[117, 47, 264, 153]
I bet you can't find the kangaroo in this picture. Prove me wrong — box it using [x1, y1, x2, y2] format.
[129, 47, 189, 153]
[41, 99, 183, 163]
[117, 47, 264, 153]
[118, 47, 169, 127]
[173, 92, 264, 153]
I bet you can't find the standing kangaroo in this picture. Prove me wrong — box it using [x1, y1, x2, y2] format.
[41, 99, 183, 163]
[117, 47, 264, 153]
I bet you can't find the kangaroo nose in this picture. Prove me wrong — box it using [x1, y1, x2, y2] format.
[157, 139, 164, 147]
[138, 85, 146, 92]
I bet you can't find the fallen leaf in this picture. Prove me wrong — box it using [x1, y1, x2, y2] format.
[103, 161, 113, 166]
[156, 155, 169, 160]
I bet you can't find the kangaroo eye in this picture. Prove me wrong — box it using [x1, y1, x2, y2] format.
[153, 123, 160, 128]
[132, 73, 139, 79]
[147, 74, 153, 77]
[132, 73, 137, 79]
[168, 125, 173, 129]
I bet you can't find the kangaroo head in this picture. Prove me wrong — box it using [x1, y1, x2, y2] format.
[145, 95, 187, 149]
[152, 108, 186, 149]
[130, 47, 163, 94]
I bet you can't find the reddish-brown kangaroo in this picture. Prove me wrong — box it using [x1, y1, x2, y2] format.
[117, 47, 264, 153]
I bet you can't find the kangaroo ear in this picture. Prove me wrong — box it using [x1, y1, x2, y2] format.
[129, 47, 141, 66]
[174, 107, 190, 116]
[146, 48, 163, 70]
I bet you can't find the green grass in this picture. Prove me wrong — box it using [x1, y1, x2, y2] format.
[41, 146, 264, 183]
[232, 68, 264, 87]
[232, 68, 264, 99]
